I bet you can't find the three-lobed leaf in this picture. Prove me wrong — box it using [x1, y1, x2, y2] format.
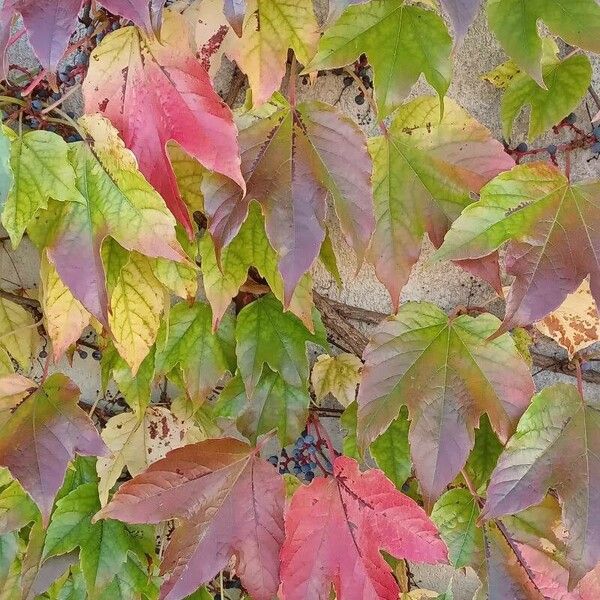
[83, 10, 244, 235]
[304, 0, 452, 119]
[435, 163, 600, 332]
[487, 0, 600, 86]
[0, 373, 107, 524]
[358, 302, 534, 507]
[204, 97, 374, 301]
[367, 96, 513, 309]
[96, 438, 285, 600]
[280, 456, 448, 600]
[483, 383, 600, 586]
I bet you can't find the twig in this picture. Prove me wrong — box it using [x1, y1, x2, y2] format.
[224, 68, 246, 108]
[41, 83, 81, 114]
[0, 289, 40, 311]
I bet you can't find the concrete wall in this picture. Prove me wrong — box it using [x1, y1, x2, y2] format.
[3, 2, 600, 598]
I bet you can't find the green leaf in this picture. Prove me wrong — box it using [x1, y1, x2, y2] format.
[464, 415, 503, 492]
[199, 202, 315, 330]
[304, 0, 452, 118]
[487, 0, 600, 86]
[501, 53, 592, 141]
[370, 407, 411, 490]
[431, 488, 483, 569]
[1, 130, 82, 247]
[155, 302, 235, 403]
[318, 228, 342, 289]
[215, 369, 310, 445]
[235, 294, 326, 395]
[0, 532, 20, 599]
[0, 480, 38, 535]
[95, 557, 154, 600]
[43, 483, 99, 560]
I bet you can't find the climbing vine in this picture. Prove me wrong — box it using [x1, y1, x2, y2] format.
[1, 1, 600, 599]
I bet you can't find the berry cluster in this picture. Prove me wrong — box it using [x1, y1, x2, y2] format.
[268, 429, 333, 482]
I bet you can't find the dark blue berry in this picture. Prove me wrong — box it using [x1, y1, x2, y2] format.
[268, 455, 278, 465]
[39, 350, 48, 359]
[516, 142, 528, 152]
[292, 466, 302, 475]
[547, 144, 557, 156]
[74, 51, 89, 66]
[354, 93, 365, 105]
[78, 350, 88, 359]
[304, 434, 314, 443]
[566, 112, 577, 124]
[31, 99, 43, 111]
[305, 472, 314, 481]
[92, 350, 102, 361]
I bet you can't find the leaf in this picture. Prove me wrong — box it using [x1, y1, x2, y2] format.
[27, 116, 183, 328]
[487, 0, 600, 86]
[367, 96, 513, 309]
[0, 374, 35, 417]
[357, 302, 534, 507]
[0, 128, 12, 210]
[43, 483, 154, 598]
[482, 59, 521, 89]
[231, 0, 319, 105]
[439, 0, 482, 40]
[318, 228, 343, 288]
[463, 415, 503, 492]
[431, 488, 483, 569]
[215, 368, 310, 444]
[199, 202, 315, 330]
[204, 98, 374, 300]
[280, 455, 447, 600]
[175, 0, 237, 79]
[0, 479, 38, 535]
[0, 0, 162, 80]
[0, 373, 107, 524]
[370, 406, 412, 490]
[311, 353, 362, 408]
[96, 439, 285, 600]
[480, 522, 545, 600]
[0, 296, 39, 370]
[235, 294, 326, 395]
[101, 345, 155, 415]
[536, 279, 600, 358]
[155, 302, 235, 403]
[435, 163, 600, 332]
[340, 402, 360, 460]
[501, 53, 592, 141]
[0, 129, 81, 247]
[483, 383, 600, 586]
[304, 1, 452, 119]
[97, 407, 194, 506]
[40, 252, 91, 362]
[83, 10, 244, 235]
[223, 0, 246, 35]
[109, 252, 165, 374]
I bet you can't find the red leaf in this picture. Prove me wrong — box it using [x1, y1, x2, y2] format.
[280, 456, 447, 600]
[83, 10, 244, 236]
[0, 0, 161, 80]
[95, 438, 284, 600]
[0, 373, 107, 524]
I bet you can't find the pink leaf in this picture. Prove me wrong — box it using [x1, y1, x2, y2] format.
[280, 456, 447, 600]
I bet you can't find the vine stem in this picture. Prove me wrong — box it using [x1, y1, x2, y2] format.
[41, 83, 81, 114]
[22, 70, 46, 96]
[576, 358, 585, 399]
[460, 469, 483, 508]
[310, 413, 337, 461]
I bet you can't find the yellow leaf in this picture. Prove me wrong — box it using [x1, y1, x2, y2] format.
[40, 252, 91, 361]
[482, 60, 521, 89]
[0, 374, 35, 426]
[536, 279, 600, 358]
[0, 296, 39, 370]
[109, 253, 165, 374]
[167, 142, 204, 214]
[311, 353, 362, 407]
[97, 406, 194, 505]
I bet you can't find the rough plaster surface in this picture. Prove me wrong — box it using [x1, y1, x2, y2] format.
[2, 2, 600, 598]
